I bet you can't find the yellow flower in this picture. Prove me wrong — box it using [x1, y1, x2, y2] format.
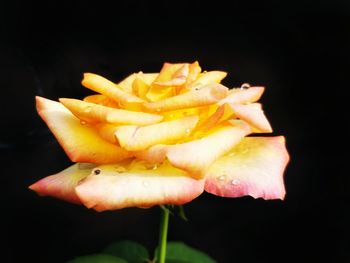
[29, 62, 289, 211]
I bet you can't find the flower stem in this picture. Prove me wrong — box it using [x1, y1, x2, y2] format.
[157, 206, 170, 263]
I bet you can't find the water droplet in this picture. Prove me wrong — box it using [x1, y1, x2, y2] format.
[143, 181, 150, 187]
[152, 164, 158, 170]
[84, 106, 92, 113]
[92, 169, 101, 175]
[185, 128, 191, 135]
[80, 120, 87, 125]
[217, 175, 226, 181]
[231, 179, 239, 185]
[156, 108, 161, 112]
[240, 83, 251, 90]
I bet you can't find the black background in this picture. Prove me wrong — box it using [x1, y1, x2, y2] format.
[2, 1, 349, 263]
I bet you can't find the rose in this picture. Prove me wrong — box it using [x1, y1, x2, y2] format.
[30, 62, 289, 211]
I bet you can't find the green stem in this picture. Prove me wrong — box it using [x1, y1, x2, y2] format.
[157, 206, 170, 263]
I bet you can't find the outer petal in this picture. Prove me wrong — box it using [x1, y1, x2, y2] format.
[115, 115, 199, 151]
[59, 98, 163, 125]
[218, 87, 265, 105]
[205, 136, 289, 200]
[229, 103, 273, 133]
[29, 163, 96, 204]
[75, 161, 205, 211]
[144, 83, 228, 112]
[36, 96, 131, 163]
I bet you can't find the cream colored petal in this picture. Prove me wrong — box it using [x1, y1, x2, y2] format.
[75, 161, 205, 211]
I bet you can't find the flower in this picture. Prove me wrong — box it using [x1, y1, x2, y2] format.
[29, 62, 289, 211]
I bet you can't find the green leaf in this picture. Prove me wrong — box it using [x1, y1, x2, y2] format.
[103, 240, 149, 263]
[66, 254, 128, 263]
[155, 242, 216, 263]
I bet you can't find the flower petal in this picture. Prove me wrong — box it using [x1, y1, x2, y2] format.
[59, 98, 163, 125]
[204, 136, 289, 200]
[166, 120, 251, 177]
[146, 63, 185, 101]
[132, 77, 150, 100]
[75, 161, 205, 211]
[186, 71, 227, 91]
[134, 120, 251, 178]
[144, 83, 228, 112]
[115, 115, 199, 151]
[229, 103, 273, 133]
[218, 87, 265, 105]
[29, 163, 96, 204]
[83, 94, 119, 108]
[36, 96, 131, 163]
[154, 64, 189, 86]
[119, 72, 158, 93]
[81, 73, 145, 110]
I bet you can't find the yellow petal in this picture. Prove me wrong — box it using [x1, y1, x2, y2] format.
[229, 103, 273, 133]
[144, 83, 228, 112]
[115, 115, 199, 151]
[75, 161, 205, 211]
[134, 120, 251, 178]
[29, 163, 95, 204]
[205, 136, 289, 200]
[166, 121, 251, 177]
[154, 64, 189, 86]
[132, 77, 150, 100]
[119, 72, 158, 93]
[186, 71, 227, 91]
[218, 87, 265, 105]
[146, 63, 185, 101]
[82, 73, 145, 110]
[59, 98, 163, 126]
[36, 96, 131, 163]
[83, 94, 119, 108]
[186, 61, 202, 85]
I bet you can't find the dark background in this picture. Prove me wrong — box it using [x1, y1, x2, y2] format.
[2, 1, 349, 262]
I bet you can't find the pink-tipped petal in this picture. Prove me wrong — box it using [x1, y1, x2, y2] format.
[218, 87, 265, 105]
[229, 103, 273, 133]
[75, 161, 204, 211]
[29, 163, 96, 204]
[205, 136, 289, 200]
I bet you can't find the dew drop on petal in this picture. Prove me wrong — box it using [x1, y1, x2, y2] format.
[185, 128, 191, 135]
[80, 120, 87, 125]
[240, 83, 251, 90]
[217, 175, 226, 181]
[231, 179, 240, 185]
[152, 164, 158, 170]
[156, 108, 161, 112]
[92, 169, 101, 175]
